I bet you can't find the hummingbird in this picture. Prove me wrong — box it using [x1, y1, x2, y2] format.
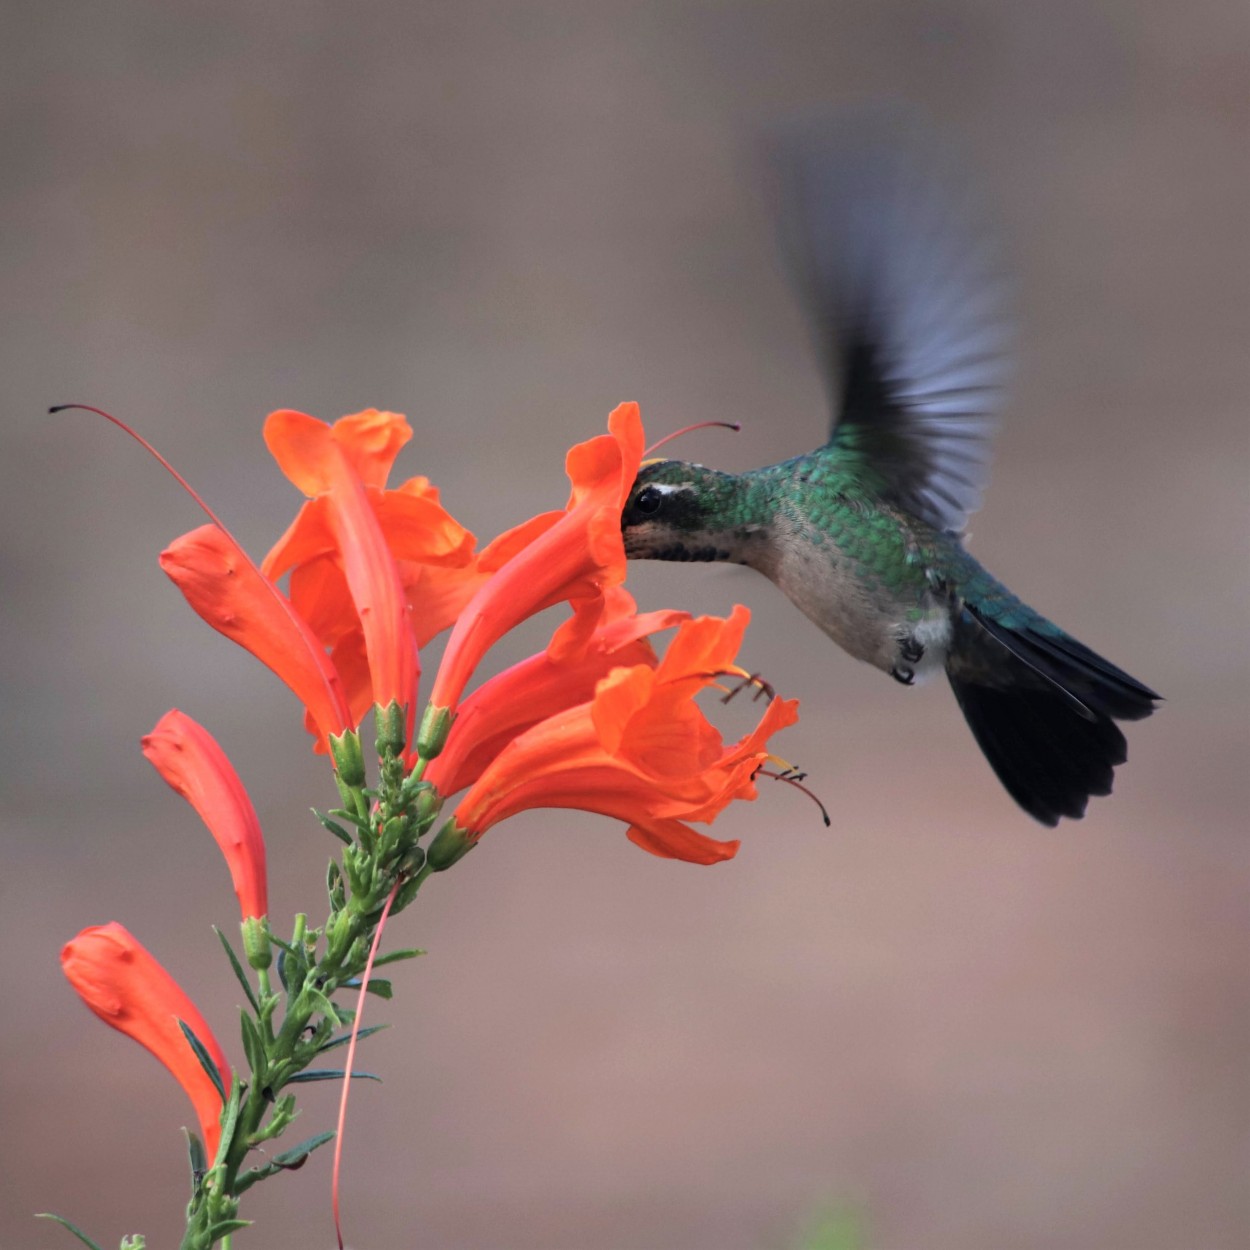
[621, 122, 1159, 825]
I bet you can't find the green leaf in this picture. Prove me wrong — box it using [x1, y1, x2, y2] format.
[318, 1024, 389, 1053]
[35, 1214, 106, 1250]
[304, 986, 341, 1025]
[286, 1069, 382, 1084]
[177, 1019, 226, 1103]
[184, 1127, 207, 1184]
[370, 948, 426, 968]
[213, 1076, 244, 1167]
[239, 1011, 265, 1081]
[207, 1219, 251, 1239]
[275, 946, 289, 991]
[273, 1129, 336, 1167]
[314, 808, 354, 845]
[344, 976, 393, 1000]
[214, 926, 261, 1015]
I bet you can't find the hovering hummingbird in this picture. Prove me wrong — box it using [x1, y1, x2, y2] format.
[621, 122, 1159, 824]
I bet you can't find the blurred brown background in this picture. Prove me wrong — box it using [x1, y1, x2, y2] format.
[2, 3, 1247, 1248]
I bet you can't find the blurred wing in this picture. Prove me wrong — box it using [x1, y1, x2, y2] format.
[769, 115, 1011, 533]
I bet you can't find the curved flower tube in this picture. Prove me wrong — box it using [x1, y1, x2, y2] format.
[425, 587, 689, 795]
[263, 409, 420, 724]
[260, 411, 489, 733]
[142, 710, 268, 921]
[434, 608, 800, 866]
[428, 402, 644, 714]
[160, 525, 353, 751]
[61, 923, 229, 1158]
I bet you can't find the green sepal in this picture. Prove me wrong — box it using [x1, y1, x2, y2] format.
[318, 1023, 389, 1053]
[241, 914, 272, 971]
[286, 1068, 382, 1083]
[34, 1213, 107, 1250]
[177, 1019, 226, 1103]
[214, 926, 261, 1016]
[426, 818, 474, 870]
[212, 1074, 244, 1168]
[416, 703, 454, 759]
[329, 728, 366, 787]
[119, 1236, 147, 1250]
[377, 699, 408, 755]
[370, 947, 426, 967]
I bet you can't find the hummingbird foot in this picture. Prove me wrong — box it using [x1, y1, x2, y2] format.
[890, 634, 926, 685]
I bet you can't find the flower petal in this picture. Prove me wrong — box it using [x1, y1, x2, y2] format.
[160, 524, 352, 749]
[265, 410, 420, 719]
[430, 403, 643, 712]
[142, 710, 268, 920]
[61, 923, 229, 1158]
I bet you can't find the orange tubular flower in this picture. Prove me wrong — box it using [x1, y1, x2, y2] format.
[437, 608, 800, 866]
[61, 923, 230, 1158]
[142, 710, 268, 921]
[424, 587, 689, 796]
[262, 410, 420, 725]
[160, 524, 353, 751]
[261, 410, 487, 734]
[428, 402, 645, 715]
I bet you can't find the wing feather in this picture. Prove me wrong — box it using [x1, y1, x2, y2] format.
[769, 115, 1011, 533]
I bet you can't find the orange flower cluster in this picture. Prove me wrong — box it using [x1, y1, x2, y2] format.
[62, 401, 799, 1158]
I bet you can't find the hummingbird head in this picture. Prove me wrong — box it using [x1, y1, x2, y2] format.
[621, 459, 764, 564]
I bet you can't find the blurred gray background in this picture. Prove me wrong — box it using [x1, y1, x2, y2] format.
[3, 3, 1247, 1248]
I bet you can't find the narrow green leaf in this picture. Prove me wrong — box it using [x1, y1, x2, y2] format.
[213, 1075, 243, 1167]
[371, 948, 426, 968]
[273, 1129, 336, 1167]
[214, 926, 260, 1015]
[177, 1019, 225, 1103]
[184, 1127, 207, 1185]
[286, 1069, 382, 1084]
[34, 1214, 106, 1250]
[207, 1219, 252, 1238]
[275, 946, 289, 991]
[318, 1024, 388, 1053]
[314, 808, 354, 845]
[239, 1011, 264, 1080]
[342, 976, 393, 999]
[304, 986, 341, 1025]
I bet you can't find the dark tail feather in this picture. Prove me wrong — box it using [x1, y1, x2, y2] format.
[948, 611, 1160, 825]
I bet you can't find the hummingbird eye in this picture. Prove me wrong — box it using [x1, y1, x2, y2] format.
[633, 485, 664, 515]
